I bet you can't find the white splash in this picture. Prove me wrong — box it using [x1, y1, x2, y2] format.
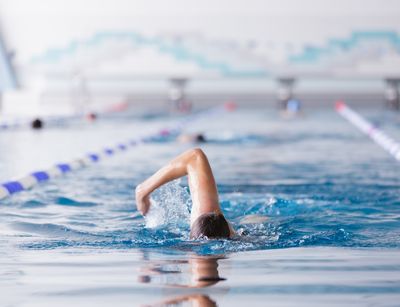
[144, 179, 191, 229]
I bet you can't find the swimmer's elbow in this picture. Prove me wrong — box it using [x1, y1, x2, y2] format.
[189, 148, 207, 162]
[135, 184, 146, 199]
[135, 184, 142, 194]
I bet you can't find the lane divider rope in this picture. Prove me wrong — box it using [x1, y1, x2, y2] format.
[0, 103, 235, 200]
[335, 101, 400, 161]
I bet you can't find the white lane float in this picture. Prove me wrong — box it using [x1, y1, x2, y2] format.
[335, 101, 400, 161]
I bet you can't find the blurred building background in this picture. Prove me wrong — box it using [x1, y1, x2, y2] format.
[0, 0, 399, 116]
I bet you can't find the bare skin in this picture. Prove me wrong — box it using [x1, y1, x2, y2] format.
[137, 255, 225, 288]
[145, 294, 217, 307]
[135, 148, 234, 235]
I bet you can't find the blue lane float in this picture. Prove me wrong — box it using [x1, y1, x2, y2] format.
[335, 101, 400, 161]
[0, 104, 234, 200]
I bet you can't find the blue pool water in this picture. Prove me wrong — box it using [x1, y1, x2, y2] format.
[1, 106, 400, 306]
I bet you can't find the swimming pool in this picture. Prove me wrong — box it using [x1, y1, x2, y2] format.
[1, 106, 400, 306]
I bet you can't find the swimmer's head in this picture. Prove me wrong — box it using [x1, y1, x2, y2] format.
[177, 133, 206, 144]
[195, 134, 206, 143]
[31, 118, 43, 129]
[190, 213, 230, 239]
[86, 112, 97, 122]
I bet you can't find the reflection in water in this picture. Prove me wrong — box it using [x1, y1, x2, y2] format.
[138, 252, 227, 306]
[148, 294, 217, 307]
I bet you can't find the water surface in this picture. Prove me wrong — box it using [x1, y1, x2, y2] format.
[1, 106, 400, 305]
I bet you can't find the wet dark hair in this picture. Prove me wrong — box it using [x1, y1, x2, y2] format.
[31, 118, 43, 129]
[195, 134, 206, 143]
[190, 213, 230, 239]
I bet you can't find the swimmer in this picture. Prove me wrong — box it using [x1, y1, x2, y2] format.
[135, 148, 234, 239]
[177, 133, 206, 144]
[31, 118, 43, 129]
[86, 112, 97, 122]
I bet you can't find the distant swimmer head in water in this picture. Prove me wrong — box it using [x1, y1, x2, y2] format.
[135, 148, 234, 240]
[195, 134, 206, 143]
[190, 212, 231, 239]
[177, 133, 206, 144]
[31, 118, 43, 129]
[86, 112, 97, 122]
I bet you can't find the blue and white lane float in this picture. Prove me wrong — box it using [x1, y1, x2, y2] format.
[335, 101, 400, 160]
[0, 103, 236, 200]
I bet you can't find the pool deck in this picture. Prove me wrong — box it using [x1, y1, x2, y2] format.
[1, 246, 399, 306]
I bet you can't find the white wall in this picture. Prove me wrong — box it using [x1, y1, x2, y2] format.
[0, 0, 399, 114]
[0, 0, 399, 66]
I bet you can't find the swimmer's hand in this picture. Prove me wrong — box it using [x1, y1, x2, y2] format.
[135, 184, 151, 215]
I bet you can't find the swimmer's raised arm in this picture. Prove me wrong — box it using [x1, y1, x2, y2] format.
[136, 148, 234, 239]
[135, 148, 220, 218]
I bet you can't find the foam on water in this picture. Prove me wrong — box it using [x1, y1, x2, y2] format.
[144, 180, 191, 230]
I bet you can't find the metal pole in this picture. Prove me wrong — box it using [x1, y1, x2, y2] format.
[277, 77, 296, 109]
[384, 78, 400, 110]
[168, 78, 191, 112]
